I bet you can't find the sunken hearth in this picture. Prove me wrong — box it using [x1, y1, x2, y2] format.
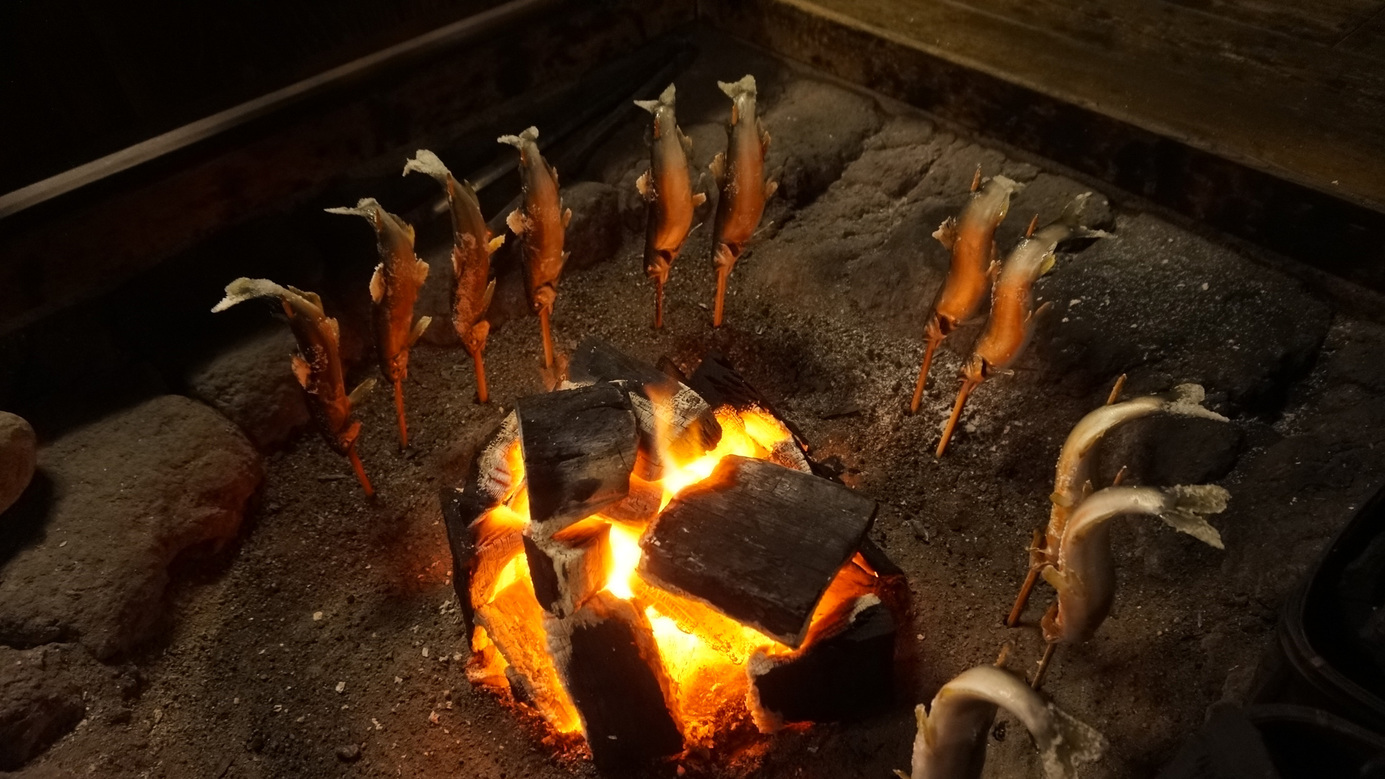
[442, 339, 909, 769]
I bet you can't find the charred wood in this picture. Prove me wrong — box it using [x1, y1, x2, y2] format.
[516, 383, 637, 528]
[523, 519, 611, 618]
[639, 455, 877, 646]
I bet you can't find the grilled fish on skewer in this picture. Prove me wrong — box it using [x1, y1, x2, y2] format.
[910, 169, 1020, 414]
[907, 665, 1106, 779]
[1041, 484, 1228, 644]
[709, 75, 776, 327]
[404, 150, 503, 403]
[212, 278, 376, 495]
[498, 126, 570, 370]
[635, 84, 706, 329]
[936, 194, 1103, 457]
[1006, 381, 1227, 626]
[327, 199, 431, 449]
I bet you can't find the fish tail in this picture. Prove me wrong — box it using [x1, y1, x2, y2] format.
[1166, 383, 1230, 422]
[497, 126, 539, 147]
[402, 149, 452, 183]
[1161, 485, 1230, 549]
[717, 74, 757, 99]
[1039, 704, 1108, 779]
[324, 197, 381, 220]
[212, 277, 293, 312]
[635, 83, 676, 114]
[1056, 192, 1112, 239]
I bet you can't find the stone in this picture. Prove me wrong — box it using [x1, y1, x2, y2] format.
[561, 182, 624, 272]
[1092, 414, 1245, 488]
[0, 412, 36, 515]
[0, 644, 102, 771]
[0, 395, 262, 658]
[336, 743, 362, 763]
[185, 328, 311, 450]
[1035, 213, 1333, 413]
[762, 79, 884, 209]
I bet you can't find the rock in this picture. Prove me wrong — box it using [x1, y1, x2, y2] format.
[762, 80, 883, 209]
[336, 743, 362, 763]
[0, 412, 36, 515]
[185, 329, 311, 450]
[0, 395, 262, 658]
[0, 644, 101, 770]
[561, 182, 624, 272]
[1035, 213, 1333, 412]
[1093, 414, 1245, 488]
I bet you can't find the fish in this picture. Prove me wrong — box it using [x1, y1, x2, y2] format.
[1041, 484, 1228, 644]
[498, 126, 570, 370]
[908, 665, 1106, 779]
[910, 170, 1022, 414]
[404, 150, 503, 403]
[635, 84, 706, 328]
[1006, 382, 1228, 626]
[212, 278, 376, 496]
[708, 75, 776, 327]
[935, 193, 1103, 458]
[326, 199, 431, 448]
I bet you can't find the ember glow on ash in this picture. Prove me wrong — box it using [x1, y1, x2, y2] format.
[465, 399, 882, 751]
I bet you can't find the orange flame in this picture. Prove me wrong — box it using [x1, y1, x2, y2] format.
[465, 391, 877, 751]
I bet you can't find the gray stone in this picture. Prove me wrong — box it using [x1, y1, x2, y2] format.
[0, 395, 262, 658]
[561, 182, 624, 272]
[763, 80, 884, 209]
[1092, 414, 1245, 488]
[0, 412, 36, 516]
[1035, 213, 1333, 412]
[186, 329, 312, 450]
[0, 644, 100, 770]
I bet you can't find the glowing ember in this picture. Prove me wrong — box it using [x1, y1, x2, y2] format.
[463, 393, 884, 757]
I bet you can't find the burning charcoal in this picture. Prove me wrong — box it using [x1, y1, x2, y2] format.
[516, 383, 637, 528]
[908, 665, 1106, 779]
[709, 75, 776, 327]
[475, 578, 582, 734]
[750, 595, 897, 727]
[936, 193, 1107, 457]
[498, 127, 570, 371]
[1041, 484, 1228, 644]
[325, 199, 431, 449]
[635, 84, 706, 328]
[404, 150, 503, 403]
[910, 168, 1021, 414]
[441, 413, 521, 629]
[523, 519, 611, 618]
[686, 351, 810, 471]
[212, 279, 376, 495]
[639, 455, 877, 646]
[568, 337, 721, 464]
[546, 591, 684, 769]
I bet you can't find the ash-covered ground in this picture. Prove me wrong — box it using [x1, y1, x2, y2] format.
[4, 31, 1385, 779]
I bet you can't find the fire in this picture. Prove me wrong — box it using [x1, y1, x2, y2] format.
[466, 394, 875, 752]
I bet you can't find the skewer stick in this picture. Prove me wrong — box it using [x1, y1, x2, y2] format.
[936, 376, 980, 458]
[393, 378, 409, 449]
[1025, 214, 1039, 239]
[910, 335, 940, 414]
[538, 307, 554, 369]
[1006, 529, 1045, 627]
[713, 266, 730, 327]
[995, 640, 1014, 668]
[1112, 465, 1128, 487]
[348, 445, 374, 497]
[1106, 373, 1127, 406]
[472, 350, 489, 404]
[654, 280, 665, 329]
[1031, 642, 1057, 689]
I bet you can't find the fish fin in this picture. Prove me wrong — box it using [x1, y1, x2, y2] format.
[1038, 250, 1058, 277]
[212, 277, 293, 312]
[369, 263, 385, 304]
[692, 191, 707, 207]
[562, 208, 572, 228]
[633, 98, 661, 114]
[1027, 300, 1054, 326]
[497, 126, 539, 147]
[1050, 490, 1074, 508]
[410, 316, 432, 347]
[710, 152, 726, 186]
[506, 209, 526, 235]
[1167, 384, 1229, 422]
[717, 75, 756, 100]
[402, 149, 451, 184]
[348, 377, 377, 407]
[1161, 485, 1229, 549]
[290, 354, 312, 389]
[1040, 565, 1066, 592]
[680, 127, 694, 157]
[760, 124, 772, 154]
[932, 217, 957, 249]
[413, 255, 430, 284]
[480, 279, 496, 315]
[765, 179, 779, 199]
[988, 259, 1001, 284]
[636, 170, 654, 201]
[324, 197, 380, 221]
[1040, 704, 1108, 779]
[658, 82, 676, 105]
[287, 285, 323, 310]
[487, 235, 506, 254]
